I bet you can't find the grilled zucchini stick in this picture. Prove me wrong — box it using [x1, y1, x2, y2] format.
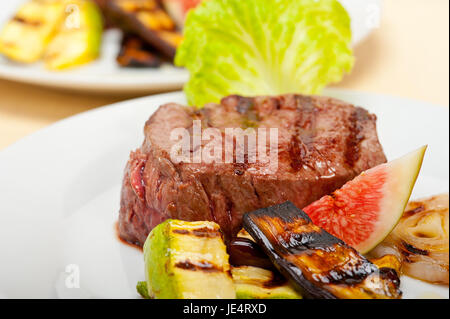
[0, 0, 66, 63]
[143, 220, 236, 299]
[44, 0, 103, 70]
[243, 202, 402, 299]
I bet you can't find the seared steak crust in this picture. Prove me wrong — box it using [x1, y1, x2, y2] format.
[119, 94, 387, 246]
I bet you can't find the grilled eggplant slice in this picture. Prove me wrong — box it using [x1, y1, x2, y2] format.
[0, 0, 65, 63]
[117, 34, 162, 67]
[228, 236, 275, 270]
[143, 219, 236, 299]
[106, 0, 183, 59]
[243, 202, 402, 299]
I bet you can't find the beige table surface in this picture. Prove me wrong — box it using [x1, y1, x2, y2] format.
[0, 0, 448, 151]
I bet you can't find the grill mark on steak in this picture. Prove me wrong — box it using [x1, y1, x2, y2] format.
[222, 95, 260, 128]
[198, 178, 217, 222]
[217, 177, 235, 238]
[289, 135, 305, 171]
[295, 95, 314, 110]
[235, 96, 254, 115]
[288, 96, 318, 172]
[345, 108, 366, 168]
[249, 176, 262, 204]
[236, 96, 259, 128]
[233, 158, 249, 174]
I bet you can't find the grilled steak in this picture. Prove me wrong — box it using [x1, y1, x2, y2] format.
[119, 94, 387, 246]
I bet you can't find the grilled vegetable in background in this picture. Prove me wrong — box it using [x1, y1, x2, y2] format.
[161, 0, 203, 28]
[106, 0, 183, 59]
[243, 202, 402, 299]
[0, 0, 66, 63]
[304, 146, 426, 254]
[93, 0, 115, 27]
[143, 220, 236, 299]
[371, 194, 449, 285]
[44, 0, 103, 70]
[117, 34, 162, 67]
[175, 0, 354, 106]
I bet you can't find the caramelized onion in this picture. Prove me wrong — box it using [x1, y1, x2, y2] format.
[371, 194, 449, 285]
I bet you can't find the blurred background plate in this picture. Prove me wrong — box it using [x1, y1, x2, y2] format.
[0, 0, 381, 94]
[0, 89, 448, 298]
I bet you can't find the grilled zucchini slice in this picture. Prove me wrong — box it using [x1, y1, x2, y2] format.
[243, 202, 402, 299]
[232, 266, 301, 299]
[143, 219, 236, 299]
[136, 281, 151, 299]
[138, 265, 302, 300]
[44, 0, 103, 70]
[0, 0, 65, 63]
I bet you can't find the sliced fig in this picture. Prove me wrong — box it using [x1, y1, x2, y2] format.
[304, 146, 427, 253]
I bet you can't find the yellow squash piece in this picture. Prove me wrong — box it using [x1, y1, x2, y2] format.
[143, 220, 236, 299]
[44, 0, 103, 70]
[0, 0, 66, 63]
[232, 266, 302, 299]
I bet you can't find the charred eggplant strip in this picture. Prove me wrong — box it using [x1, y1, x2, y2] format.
[228, 237, 275, 270]
[106, 0, 182, 59]
[117, 34, 162, 68]
[243, 202, 402, 299]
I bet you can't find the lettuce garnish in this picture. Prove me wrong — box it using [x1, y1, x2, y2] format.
[175, 0, 354, 106]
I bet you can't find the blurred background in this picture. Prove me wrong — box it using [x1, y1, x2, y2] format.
[0, 0, 448, 150]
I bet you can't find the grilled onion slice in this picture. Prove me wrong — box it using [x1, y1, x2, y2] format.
[371, 194, 449, 285]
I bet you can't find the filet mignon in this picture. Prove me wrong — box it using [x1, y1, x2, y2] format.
[118, 94, 387, 246]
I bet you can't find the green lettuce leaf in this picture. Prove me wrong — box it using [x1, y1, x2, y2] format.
[175, 0, 354, 106]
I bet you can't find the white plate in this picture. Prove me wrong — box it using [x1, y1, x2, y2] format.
[0, 0, 380, 94]
[0, 89, 448, 299]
